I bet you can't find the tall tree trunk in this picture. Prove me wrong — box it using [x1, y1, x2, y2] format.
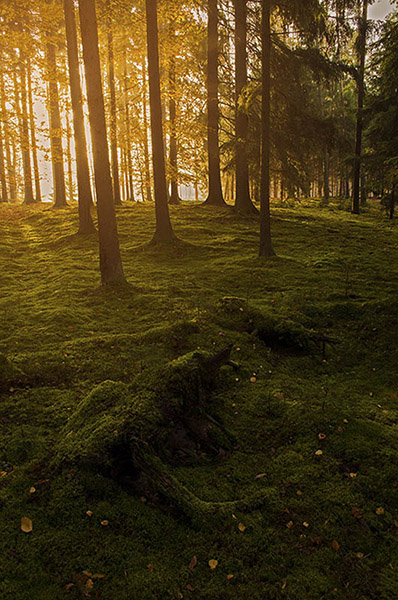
[168, 40, 181, 205]
[1, 70, 16, 202]
[27, 60, 41, 203]
[64, 0, 95, 233]
[78, 0, 125, 285]
[142, 58, 153, 203]
[0, 69, 8, 202]
[259, 0, 274, 257]
[145, 0, 176, 243]
[203, 0, 226, 206]
[234, 0, 257, 214]
[65, 109, 74, 203]
[46, 36, 67, 207]
[352, 0, 368, 215]
[106, 0, 121, 205]
[16, 49, 34, 205]
[123, 48, 134, 202]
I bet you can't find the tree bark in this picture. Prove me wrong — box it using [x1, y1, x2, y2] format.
[234, 0, 257, 214]
[17, 48, 34, 205]
[259, 0, 274, 257]
[145, 0, 176, 243]
[78, 0, 126, 285]
[168, 38, 181, 205]
[27, 60, 42, 203]
[142, 57, 153, 203]
[46, 36, 67, 207]
[123, 48, 135, 202]
[106, 0, 122, 205]
[203, 0, 226, 207]
[352, 0, 368, 215]
[64, 0, 95, 233]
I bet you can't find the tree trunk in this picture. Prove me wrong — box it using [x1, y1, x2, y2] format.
[65, 109, 74, 203]
[46, 36, 67, 207]
[352, 0, 368, 215]
[27, 60, 41, 203]
[145, 0, 176, 243]
[234, 0, 257, 214]
[64, 0, 95, 233]
[106, 0, 121, 206]
[168, 39, 181, 205]
[259, 0, 274, 257]
[17, 49, 34, 205]
[203, 0, 226, 206]
[142, 58, 153, 203]
[123, 49, 135, 202]
[78, 0, 126, 285]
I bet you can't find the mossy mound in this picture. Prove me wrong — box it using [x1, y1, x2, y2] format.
[217, 296, 334, 354]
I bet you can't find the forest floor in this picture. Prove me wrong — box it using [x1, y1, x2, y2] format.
[1, 199, 398, 600]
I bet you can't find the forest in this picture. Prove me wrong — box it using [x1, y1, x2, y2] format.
[1, 0, 398, 598]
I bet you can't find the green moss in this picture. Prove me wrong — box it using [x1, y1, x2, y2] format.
[1, 200, 398, 599]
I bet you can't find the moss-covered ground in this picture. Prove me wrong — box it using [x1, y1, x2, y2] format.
[1, 199, 398, 599]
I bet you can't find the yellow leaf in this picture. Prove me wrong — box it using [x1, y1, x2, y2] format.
[227, 574, 234, 580]
[315, 450, 323, 456]
[332, 540, 340, 551]
[1, 471, 7, 477]
[376, 507, 385, 515]
[65, 583, 74, 591]
[85, 578, 94, 590]
[250, 377, 257, 383]
[21, 517, 33, 533]
[303, 522, 310, 528]
[101, 520, 109, 526]
[394, 520, 398, 528]
[343, 419, 348, 424]
[255, 473, 266, 480]
[83, 571, 93, 578]
[208, 559, 218, 570]
[286, 521, 294, 529]
[356, 552, 364, 558]
[238, 522, 246, 532]
[296, 490, 303, 496]
[93, 574, 105, 579]
[318, 433, 327, 440]
[282, 580, 287, 590]
[29, 487, 36, 494]
[349, 473, 358, 478]
[86, 510, 93, 517]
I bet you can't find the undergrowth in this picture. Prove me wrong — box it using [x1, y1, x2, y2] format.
[0, 200, 398, 599]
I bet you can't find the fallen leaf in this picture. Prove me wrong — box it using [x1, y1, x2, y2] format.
[238, 522, 246, 532]
[332, 540, 340, 551]
[186, 584, 195, 591]
[100, 520, 109, 526]
[29, 487, 36, 494]
[282, 581, 287, 590]
[227, 574, 234, 580]
[250, 377, 257, 383]
[376, 507, 385, 515]
[303, 522, 310, 528]
[318, 433, 327, 440]
[343, 419, 348, 424]
[147, 564, 154, 571]
[356, 552, 364, 558]
[65, 583, 74, 591]
[296, 490, 303, 496]
[286, 521, 294, 529]
[86, 510, 93, 517]
[255, 473, 266, 480]
[85, 578, 94, 591]
[394, 520, 398, 528]
[21, 517, 33, 533]
[208, 559, 218, 570]
[349, 473, 358, 478]
[1, 471, 7, 477]
[315, 450, 323, 456]
[189, 555, 197, 569]
[93, 574, 105, 579]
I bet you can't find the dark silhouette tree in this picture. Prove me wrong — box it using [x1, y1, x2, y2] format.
[259, 0, 275, 257]
[203, 0, 227, 207]
[78, 0, 126, 285]
[106, 0, 122, 206]
[63, 0, 95, 234]
[352, 0, 368, 214]
[234, 0, 257, 214]
[145, 0, 176, 243]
